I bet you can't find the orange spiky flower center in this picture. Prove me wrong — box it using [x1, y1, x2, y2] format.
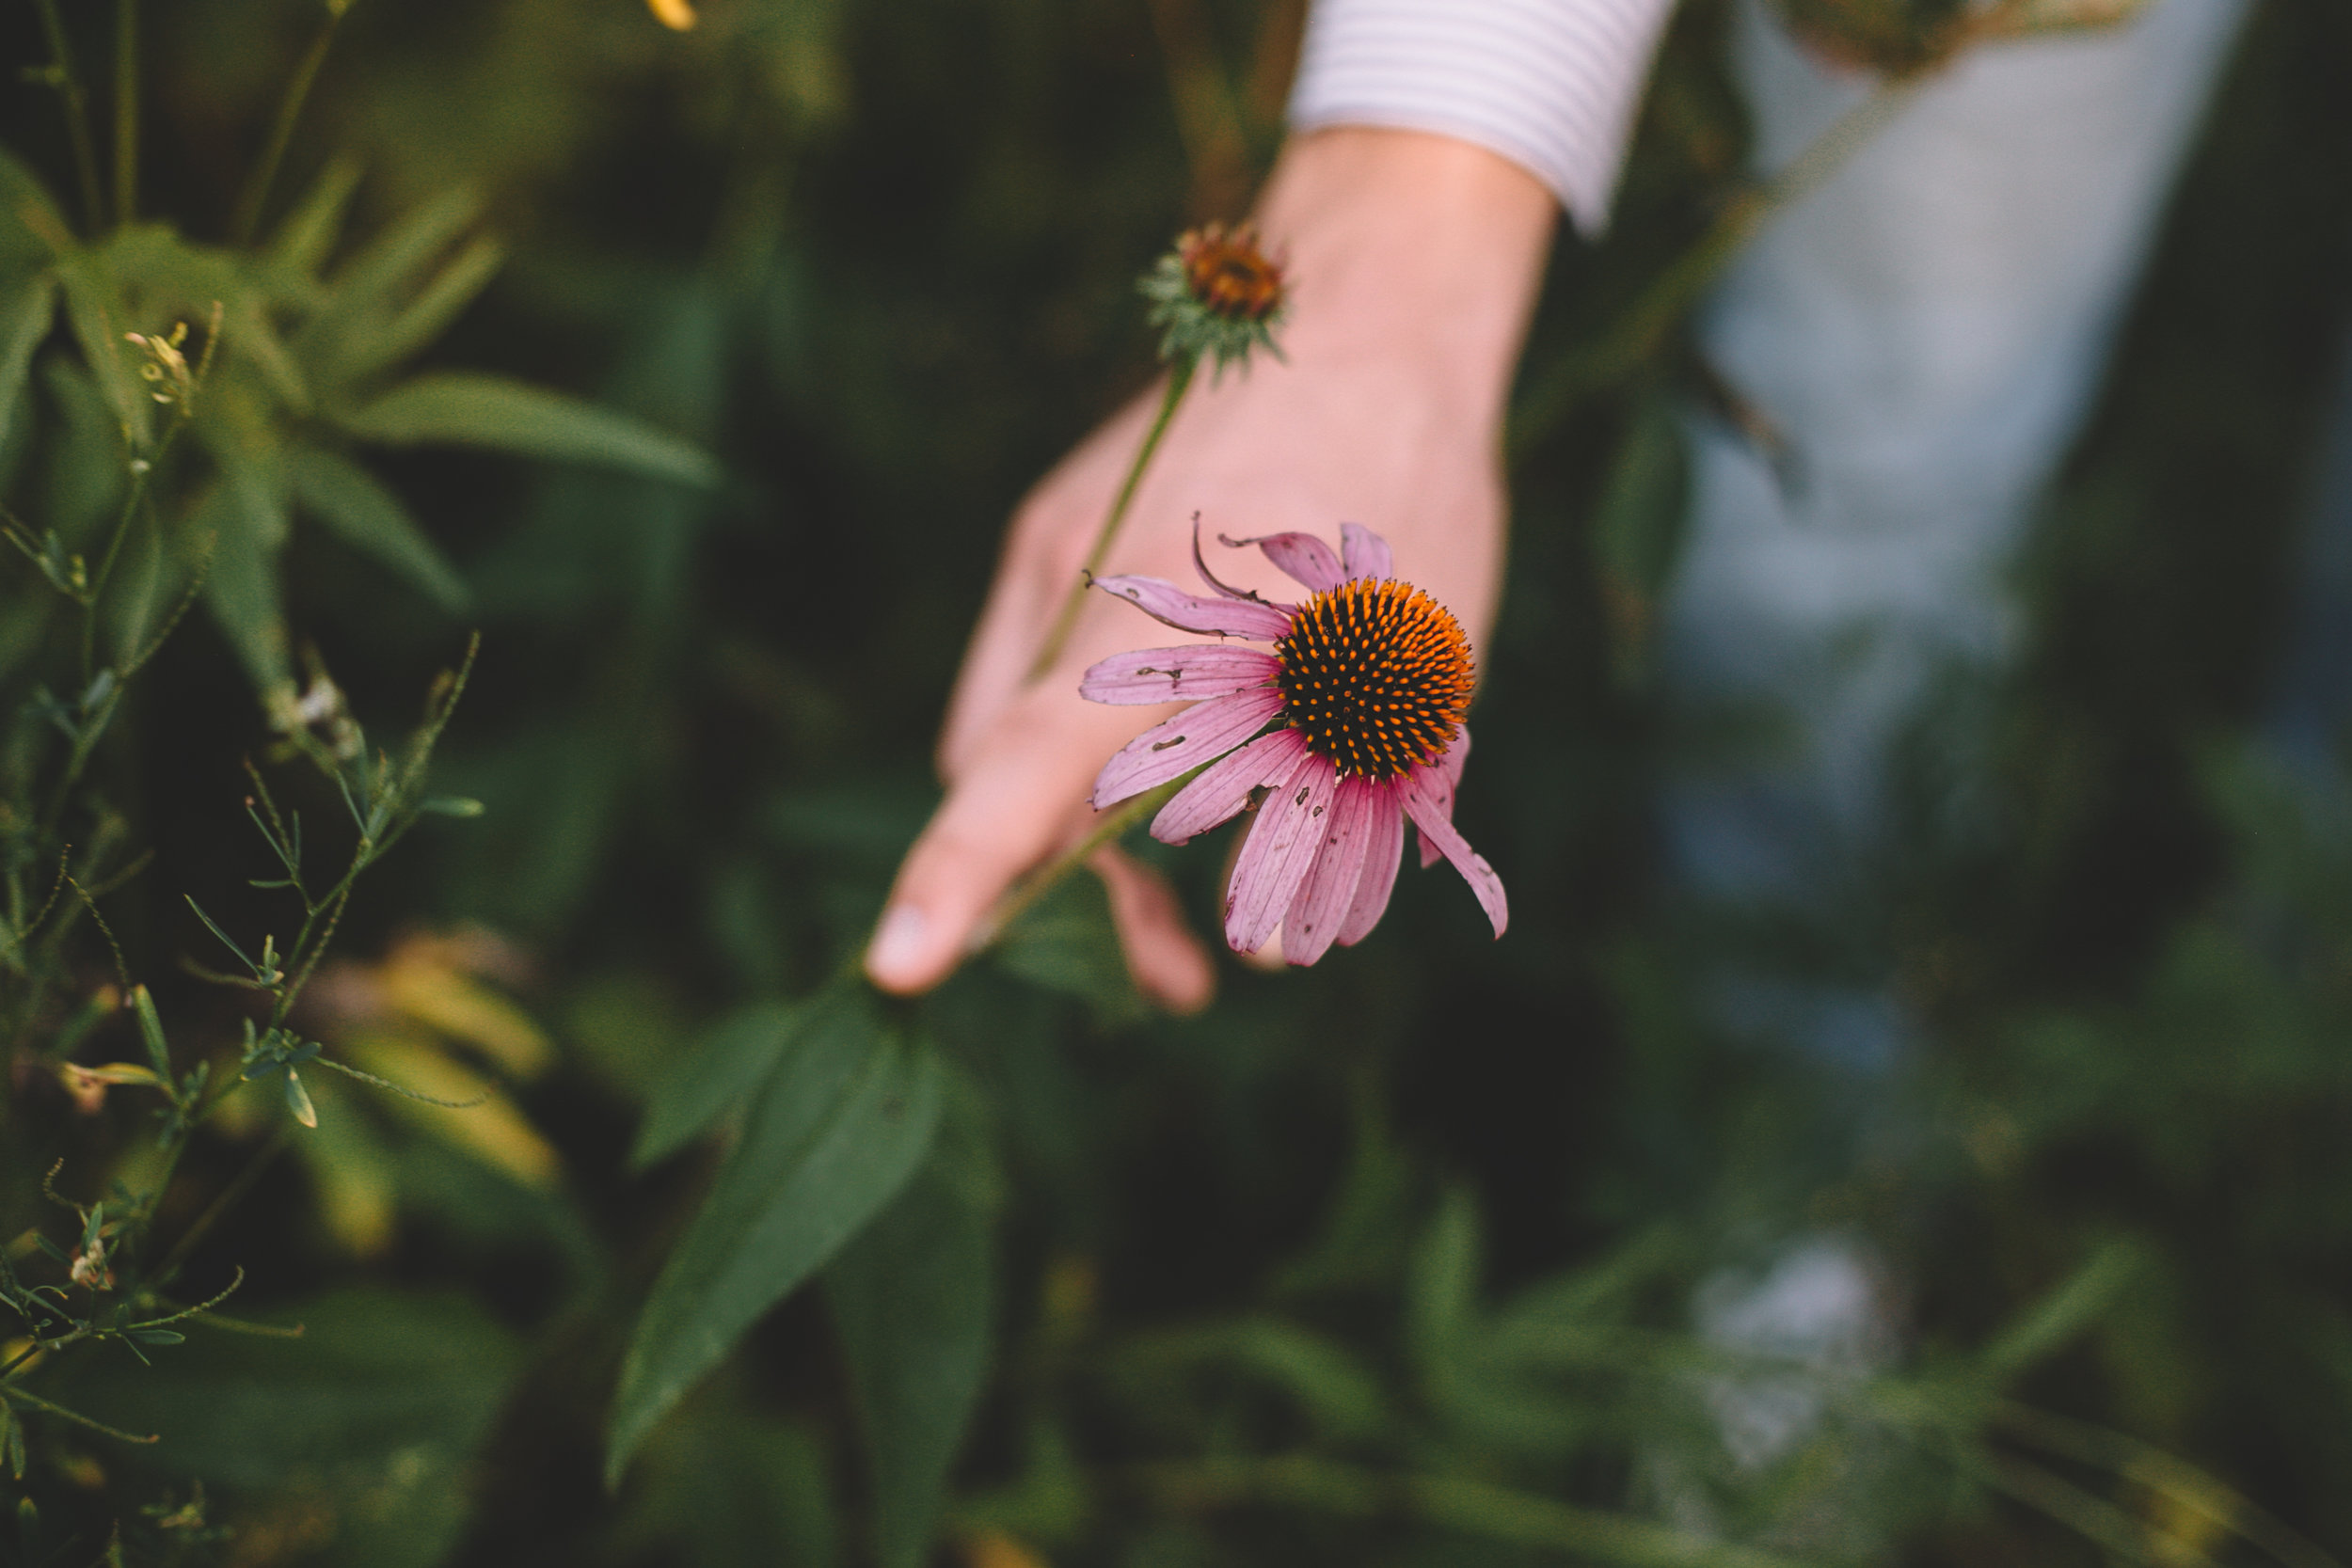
[1276, 579, 1475, 780]
[1179, 224, 1284, 322]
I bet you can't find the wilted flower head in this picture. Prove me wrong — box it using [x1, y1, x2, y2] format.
[1141, 222, 1288, 377]
[1080, 522, 1505, 964]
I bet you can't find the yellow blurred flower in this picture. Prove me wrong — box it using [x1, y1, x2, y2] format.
[646, 0, 697, 28]
[964, 1531, 1049, 1568]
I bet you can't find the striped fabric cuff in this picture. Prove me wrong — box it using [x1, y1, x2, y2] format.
[1287, 0, 1677, 235]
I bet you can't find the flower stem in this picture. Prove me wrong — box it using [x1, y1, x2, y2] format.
[1026, 354, 1198, 683]
[31, 0, 105, 237]
[1505, 75, 1922, 458]
[112, 0, 136, 230]
[966, 774, 1189, 954]
[230, 1, 348, 249]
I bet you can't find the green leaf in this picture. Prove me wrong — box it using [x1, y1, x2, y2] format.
[53, 254, 150, 451]
[197, 490, 291, 691]
[321, 183, 484, 323]
[0, 149, 69, 261]
[58, 1290, 521, 1568]
[826, 1081, 999, 1568]
[0, 270, 54, 448]
[631, 999, 807, 1170]
[130, 983, 169, 1080]
[337, 234, 505, 384]
[607, 985, 944, 1483]
[339, 372, 719, 487]
[269, 156, 363, 279]
[284, 1068, 318, 1128]
[289, 446, 468, 610]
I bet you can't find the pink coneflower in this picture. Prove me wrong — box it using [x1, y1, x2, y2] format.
[1080, 522, 1507, 965]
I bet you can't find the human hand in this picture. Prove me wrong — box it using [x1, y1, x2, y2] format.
[866, 127, 1557, 1006]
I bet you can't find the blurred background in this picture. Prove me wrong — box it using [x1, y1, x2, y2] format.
[3, 0, 2351, 1562]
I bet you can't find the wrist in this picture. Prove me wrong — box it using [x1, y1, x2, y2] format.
[1249, 127, 1558, 427]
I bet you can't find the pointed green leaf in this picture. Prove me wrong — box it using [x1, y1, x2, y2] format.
[631, 999, 806, 1171]
[826, 1085, 998, 1568]
[284, 1068, 318, 1128]
[323, 184, 483, 321]
[337, 234, 505, 384]
[269, 157, 362, 279]
[0, 270, 55, 447]
[0, 148, 69, 261]
[607, 986, 944, 1485]
[130, 984, 169, 1080]
[53, 255, 150, 450]
[288, 446, 467, 610]
[339, 372, 719, 487]
[194, 478, 292, 691]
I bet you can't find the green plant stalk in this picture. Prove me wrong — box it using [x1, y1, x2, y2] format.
[30, 0, 104, 236]
[1025, 354, 1197, 682]
[230, 2, 347, 249]
[1506, 74, 1923, 460]
[112, 0, 136, 230]
[1138, 1454, 1813, 1568]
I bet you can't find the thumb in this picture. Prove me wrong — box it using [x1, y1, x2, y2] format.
[866, 696, 1138, 994]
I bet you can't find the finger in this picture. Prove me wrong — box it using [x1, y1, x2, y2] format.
[868, 696, 1142, 993]
[1089, 844, 1216, 1014]
[940, 401, 1162, 773]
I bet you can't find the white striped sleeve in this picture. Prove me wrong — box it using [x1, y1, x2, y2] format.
[1286, 0, 1678, 235]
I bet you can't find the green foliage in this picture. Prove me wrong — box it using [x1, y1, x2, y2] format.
[4, 0, 2347, 1561]
[827, 1084, 1000, 1568]
[608, 982, 946, 1482]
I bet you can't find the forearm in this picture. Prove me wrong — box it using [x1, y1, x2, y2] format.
[1251, 127, 1560, 434]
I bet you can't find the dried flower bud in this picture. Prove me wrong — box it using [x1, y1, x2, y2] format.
[1139, 222, 1288, 377]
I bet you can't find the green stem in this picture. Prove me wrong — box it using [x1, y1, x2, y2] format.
[230, 2, 347, 249]
[1506, 75, 1922, 460]
[151, 1130, 288, 1288]
[967, 773, 1190, 953]
[1138, 1454, 1813, 1568]
[112, 0, 136, 230]
[1026, 354, 1198, 682]
[31, 0, 105, 237]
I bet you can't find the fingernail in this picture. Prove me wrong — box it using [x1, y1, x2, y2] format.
[866, 904, 930, 985]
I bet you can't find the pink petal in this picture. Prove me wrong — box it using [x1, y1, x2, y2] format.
[1224, 752, 1338, 955]
[1281, 773, 1379, 965]
[1220, 531, 1343, 594]
[1090, 687, 1284, 808]
[1340, 522, 1393, 581]
[1417, 724, 1470, 869]
[1152, 728, 1308, 843]
[1080, 644, 1281, 705]
[1400, 768, 1508, 939]
[1337, 783, 1405, 946]
[1190, 517, 1289, 608]
[1093, 574, 1291, 641]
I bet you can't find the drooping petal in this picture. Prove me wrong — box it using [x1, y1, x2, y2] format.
[1190, 516, 1289, 608]
[1280, 772, 1379, 965]
[1417, 723, 1470, 868]
[1092, 574, 1292, 641]
[1336, 782, 1405, 946]
[1152, 727, 1308, 843]
[1400, 768, 1507, 939]
[1224, 752, 1339, 954]
[1080, 644, 1281, 705]
[1090, 686, 1284, 808]
[1339, 522, 1392, 582]
[1220, 531, 1343, 594]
